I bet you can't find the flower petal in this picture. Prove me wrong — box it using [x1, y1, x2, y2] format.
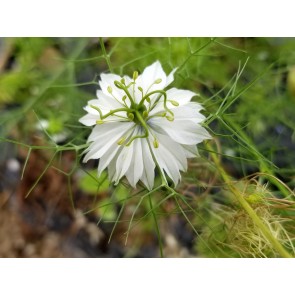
[148, 104, 211, 145]
[97, 142, 122, 176]
[166, 68, 177, 87]
[79, 113, 99, 126]
[181, 144, 199, 158]
[166, 88, 198, 105]
[140, 61, 167, 94]
[155, 132, 187, 171]
[96, 90, 125, 110]
[125, 128, 144, 187]
[149, 132, 187, 186]
[83, 122, 134, 162]
[99, 73, 121, 93]
[113, 141, 134, 184]
[140, 139, 155, 190]
[148, 88, 199, 116]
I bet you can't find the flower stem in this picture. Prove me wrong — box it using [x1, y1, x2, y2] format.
[148, 193, 164, 258]
[99, 38, 113, 73]
[207, 142, 293, 258]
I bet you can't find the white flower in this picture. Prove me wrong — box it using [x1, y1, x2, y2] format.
[79, 61, 211, 190]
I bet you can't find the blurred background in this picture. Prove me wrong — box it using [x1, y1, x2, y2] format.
[0, 37, 295, 257]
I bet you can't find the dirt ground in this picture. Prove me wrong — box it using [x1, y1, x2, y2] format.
[0, 145, 193, 258]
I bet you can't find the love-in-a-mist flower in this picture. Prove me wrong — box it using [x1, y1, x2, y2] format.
[79, 61, 211, 190]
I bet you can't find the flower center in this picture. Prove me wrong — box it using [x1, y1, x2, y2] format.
[89, 71, 179, 147]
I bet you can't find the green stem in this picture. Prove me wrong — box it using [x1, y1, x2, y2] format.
[99, 37, 113, 73]
[207, 142, 292, 258]
[148, 194, 164, 258]
[226, 118, 290, 198]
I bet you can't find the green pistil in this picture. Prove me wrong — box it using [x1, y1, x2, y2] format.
[114, 80, 135, 107]
[101, 108, 131, 120]
[90, 104, 103, 118]
[90, 105, 132, 123]
[140, 89, 174, 119]
[125, 111, 149, 146]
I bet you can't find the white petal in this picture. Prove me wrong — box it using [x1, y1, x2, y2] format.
[96, 90, 125, 110]
[166, 88, 197, 105]
[149, 132, 187, 186]
[149, 88, 199, 116]
[166, 68, 177, 87]
[125, 128, 144, 187]
[83, 99, 105, 115]
[172, 104, 206, 123]
[98, 73, 128, 106]
[182, 144, 199, 158]
[140, 61, 167, 94]
[107, 157, 117, 182]
[155, 132, 187, 171]
[97, 142, 122, 176]
[99, 73, 121, 93]
[83, 122, 134, 162]
[79, 113, 99, 126]
[140, 138, 155, 190]
[113, 142, 134, 184]
[88, 121, 133, 142]
[148, 105, 211, 145]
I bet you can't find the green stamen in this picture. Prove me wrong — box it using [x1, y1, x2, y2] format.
[117, 137, 126, 145]
[170, 100, 179, 106]
[90, 104, 103, 118]
[114, 80, 135, 108]
[133, 71, 138, 80]
[153, 138, 159, 148]
[128, 113, 134, 120]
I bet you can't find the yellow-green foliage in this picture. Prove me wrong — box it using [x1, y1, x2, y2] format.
[197, 179, 295, 257]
